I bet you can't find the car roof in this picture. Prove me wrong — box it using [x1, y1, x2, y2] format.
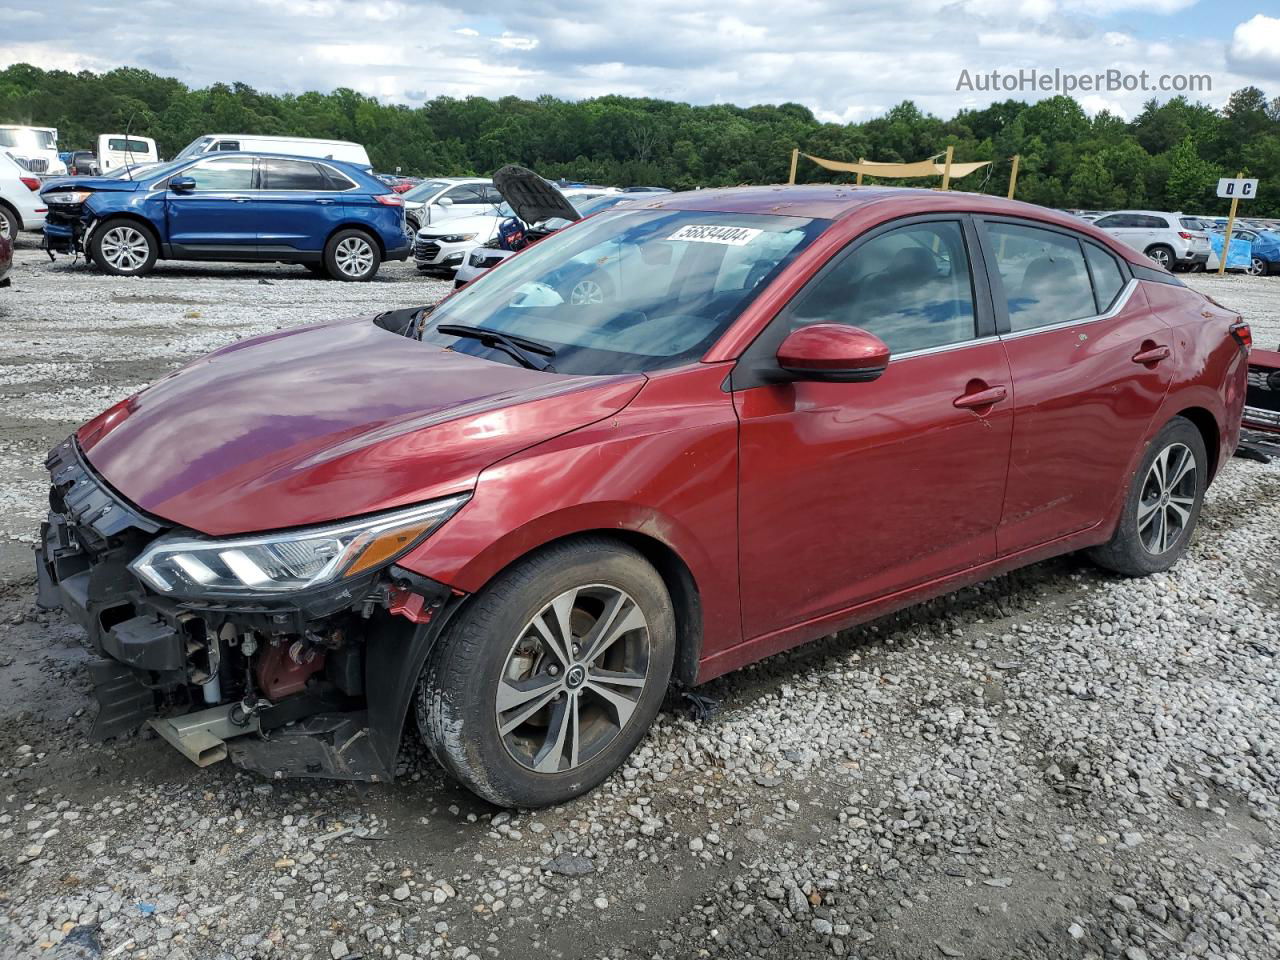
[1096, 210, 1182, 218]
[621, 185, 1151, 265]
[623, 184, 1112, 226]
[177, 151, 373, 172]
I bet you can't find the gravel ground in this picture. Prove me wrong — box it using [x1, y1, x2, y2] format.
[1, 238, 1278, 960]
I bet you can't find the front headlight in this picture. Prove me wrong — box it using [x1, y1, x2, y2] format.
[130, 494, 469, 596]
[45, 190, 92, 205]
[436, 233, 477, 244]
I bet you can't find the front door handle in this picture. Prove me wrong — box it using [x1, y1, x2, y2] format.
[316, 198, 335, 205]
[229, 196, 252, 203]
[1132, 345, 1170, 364]
[953, 385, 1008, 409]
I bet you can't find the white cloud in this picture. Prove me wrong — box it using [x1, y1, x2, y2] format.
[1228, 14, 1280, 79]
[0, 0, 1270, 124]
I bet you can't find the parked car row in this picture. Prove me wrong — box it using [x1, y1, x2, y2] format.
[1073, 208, 1280, 278]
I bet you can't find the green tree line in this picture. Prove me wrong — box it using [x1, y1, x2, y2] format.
[2, 63, 1278, 216]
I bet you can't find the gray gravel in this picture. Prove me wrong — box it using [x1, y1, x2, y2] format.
[1, 238, 1278, 960]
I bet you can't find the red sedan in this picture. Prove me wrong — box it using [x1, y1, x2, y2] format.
[35, 186, 1249, 807]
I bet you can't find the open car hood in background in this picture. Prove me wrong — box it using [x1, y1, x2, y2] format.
[493, 165, 581, 225]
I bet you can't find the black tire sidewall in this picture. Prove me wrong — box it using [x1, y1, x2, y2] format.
[324, 228, 381, 282]
[90, 219, 158, 276]
[1094, 417, 1207, 577]
[418, 539, 675, 807]
[0, 203, 17, 241]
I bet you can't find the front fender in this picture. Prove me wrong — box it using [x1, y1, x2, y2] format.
[395, 363, 743, 662]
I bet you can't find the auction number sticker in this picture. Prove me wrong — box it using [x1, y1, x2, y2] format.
[667, 224, 762, 246]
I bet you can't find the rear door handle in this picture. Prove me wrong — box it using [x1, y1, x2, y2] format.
[229, 196, 252, 203]
[316, 198, 335, 205]
[1132, 345, 1170, 364]
[953, 385, 1008, 409]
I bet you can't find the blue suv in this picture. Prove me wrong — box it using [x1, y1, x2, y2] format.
[41, 153, 410, 281]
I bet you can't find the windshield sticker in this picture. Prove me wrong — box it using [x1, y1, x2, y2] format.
[667, 224, 763, 246]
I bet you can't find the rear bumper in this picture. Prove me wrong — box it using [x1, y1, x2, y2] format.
[386, 241, 411, 262]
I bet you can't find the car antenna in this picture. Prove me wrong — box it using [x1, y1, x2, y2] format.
[123, 110, 137, 181]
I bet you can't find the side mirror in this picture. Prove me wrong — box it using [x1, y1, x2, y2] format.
[169, 176, 196, 193]
[776, 324, 890, 383]
[436, 197, 453, 207]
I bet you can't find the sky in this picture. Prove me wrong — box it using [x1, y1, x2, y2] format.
[3, 0, 1280, 122]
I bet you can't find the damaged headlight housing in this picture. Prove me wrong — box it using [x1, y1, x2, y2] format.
[130, 494, 469, 596]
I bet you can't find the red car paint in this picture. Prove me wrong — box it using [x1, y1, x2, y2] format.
[77, 186, 1247, 686]
[0, 232, 11, 287]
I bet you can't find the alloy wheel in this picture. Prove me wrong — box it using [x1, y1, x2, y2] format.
[569, 278, 605, 305]
[1147, 247, 1171, 269]
[1137, 442, 1197, 555]
[0, 207, 12, 240]
[1248, 257, 1265, 277]
[496, 584, 650, 774]
[334, 236, 375, 278]
[99, 226, 150, 272]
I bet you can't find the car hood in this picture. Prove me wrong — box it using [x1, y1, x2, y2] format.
[41, 175, 145, 195]
[418, 214, 501, 238]
[77, 317, 644, 536]
[494, 165, 580, 225]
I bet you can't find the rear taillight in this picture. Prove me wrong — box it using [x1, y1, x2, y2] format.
[374, 194, 404, 206]
[20, 176, 40, 192]
[1230, 322, 1252, 352]
[1177, 231, 1192, 240]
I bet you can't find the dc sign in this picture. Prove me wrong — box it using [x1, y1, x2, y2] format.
[1217, 178, 1258, 199]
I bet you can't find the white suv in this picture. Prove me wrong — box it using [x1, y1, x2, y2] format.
[1091, 210, 1210, 271]
[0, 150, 48, 240]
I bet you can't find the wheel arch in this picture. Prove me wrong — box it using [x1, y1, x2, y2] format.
[326, 221, 385, 258]
[446, 527, 704, 689]
[94, 211, 161, 241]
[0, 198, 21, 231]
[1171, 405, 1220, 482]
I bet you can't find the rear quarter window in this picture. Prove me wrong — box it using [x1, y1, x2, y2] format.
[1083, 242, 1127, 312]
[984, 221, 1096, 332]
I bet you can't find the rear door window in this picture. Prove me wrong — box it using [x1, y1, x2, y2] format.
[262, 158, 331, 191]
[983, 221, 1096, 332]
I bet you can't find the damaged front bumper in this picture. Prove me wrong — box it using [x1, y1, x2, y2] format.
[34, 436, 462, 782]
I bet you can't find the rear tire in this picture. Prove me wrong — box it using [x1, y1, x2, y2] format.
[89, 219, 158, 277]
[1089, 416, 1207, 577]
[417, 537, 675, 807]
[0, 202, 18, 242]
[1144, 244, 1174, 271]
[1248, 256, 1266, 277]
[323, 228, 380, 281]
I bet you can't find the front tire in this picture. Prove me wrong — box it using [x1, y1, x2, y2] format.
[89, 219, 158, 277]
[417, 537, 675, 807]
[1247, 256, 1267, 277]
[1089, 416, 1207, 577]
[324, 228, 380, 281]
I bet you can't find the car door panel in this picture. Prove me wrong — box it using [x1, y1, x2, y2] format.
[256, 158, 340, 255]
[165, 156, 259, 254]
[733, 215, 1013, 641]
[978, 217, 1174, 555]
[735, 341, 1014, 637]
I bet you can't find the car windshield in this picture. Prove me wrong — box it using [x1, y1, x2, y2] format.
[0, 128, 55, 150]
[417, 209, 827, 375]
[125, 158, 193, 182]
[402, 179, 456, 202]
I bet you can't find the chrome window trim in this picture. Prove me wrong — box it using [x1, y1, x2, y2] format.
[890, 334, 1001, 363]
[998, 277, 1138, 342]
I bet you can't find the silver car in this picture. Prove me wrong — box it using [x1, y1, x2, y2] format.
[1091, 210, 1210, 271]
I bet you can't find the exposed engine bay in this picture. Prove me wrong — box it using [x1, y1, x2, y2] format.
[33, 436, 461, 780]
